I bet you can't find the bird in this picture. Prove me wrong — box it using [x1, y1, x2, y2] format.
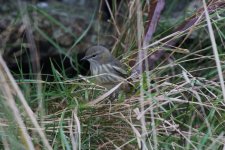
[81, 45, 131, 91]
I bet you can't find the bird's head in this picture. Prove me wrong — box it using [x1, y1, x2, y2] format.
[81, 46, 113, 64]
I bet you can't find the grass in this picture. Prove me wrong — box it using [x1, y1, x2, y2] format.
[0, 0, 225, 149]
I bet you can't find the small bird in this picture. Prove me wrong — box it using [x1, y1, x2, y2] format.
[81, 45, 130, 91]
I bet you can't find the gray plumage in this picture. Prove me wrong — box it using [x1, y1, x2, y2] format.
[82, 45, 128, 89]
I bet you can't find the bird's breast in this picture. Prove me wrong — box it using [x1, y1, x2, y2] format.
[90, 62, 124, 85]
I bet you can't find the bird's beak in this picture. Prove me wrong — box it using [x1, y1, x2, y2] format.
[81, 55, 92, 61]
[81, 56, 87, 61]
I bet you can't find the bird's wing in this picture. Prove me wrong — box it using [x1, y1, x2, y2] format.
[111, 60, 128, 78]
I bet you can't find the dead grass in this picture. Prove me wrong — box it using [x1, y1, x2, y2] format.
[0, 0, 225, 149]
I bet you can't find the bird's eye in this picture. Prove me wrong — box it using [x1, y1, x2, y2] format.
[92, 54, 97, 57]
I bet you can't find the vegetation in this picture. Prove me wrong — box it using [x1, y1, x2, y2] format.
[0, 0, 225, 149]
